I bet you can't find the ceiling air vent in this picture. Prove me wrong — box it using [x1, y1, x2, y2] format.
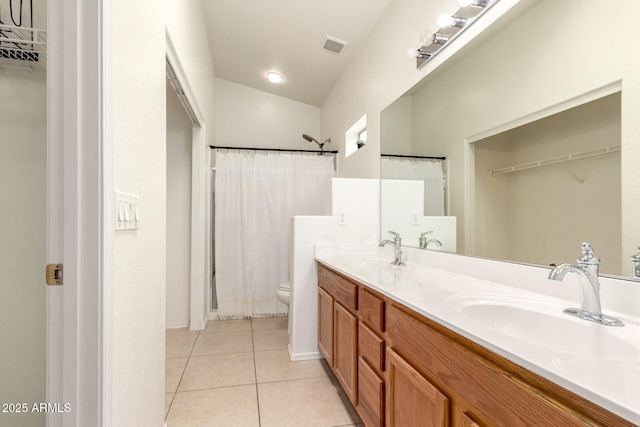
[322, 36, 348, 55]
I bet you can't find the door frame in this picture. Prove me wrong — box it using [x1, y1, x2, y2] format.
[166, 31, 210, 331]
[47, 0, 105, 425]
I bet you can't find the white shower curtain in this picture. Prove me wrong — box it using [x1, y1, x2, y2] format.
[214, 150, 335, 319]
[380, 157, 445, 216]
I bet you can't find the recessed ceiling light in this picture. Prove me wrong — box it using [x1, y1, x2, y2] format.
[266, 72, 283, 83]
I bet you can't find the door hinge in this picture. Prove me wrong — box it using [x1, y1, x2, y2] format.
[46, 264, 63, 286]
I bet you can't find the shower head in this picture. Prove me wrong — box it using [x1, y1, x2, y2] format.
[302, 134, 318, 144]
[302, 134, 331, 150]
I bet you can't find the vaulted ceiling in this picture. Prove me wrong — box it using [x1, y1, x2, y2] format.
[200, 0, 393, 107]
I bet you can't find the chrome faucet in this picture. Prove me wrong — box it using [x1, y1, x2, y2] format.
[548, 242, 623, 327]
[379, 231, 405, 266]
[419, 231, 443, 249]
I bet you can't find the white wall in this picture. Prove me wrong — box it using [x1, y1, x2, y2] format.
[214, 78, 321, 150]
[380, 96, 412, 155]
[0, 69, 46, 427]
[110, 0, 166, 425]
[290, 179, 380, 360]
[166, 82, 193, 329]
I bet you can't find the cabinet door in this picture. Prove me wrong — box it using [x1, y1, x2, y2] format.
[358, 356, 384, 427]
[387, 348, 449, 427]
[318, 287, 334, 365]
[334, 302, 358, 404]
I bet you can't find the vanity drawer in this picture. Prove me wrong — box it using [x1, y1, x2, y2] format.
[359, 288, 385, 333]
[318, 264, 357, 312]
[358, 322, 385, 373]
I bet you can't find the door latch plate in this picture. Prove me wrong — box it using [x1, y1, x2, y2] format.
[46, 264, 63, 286]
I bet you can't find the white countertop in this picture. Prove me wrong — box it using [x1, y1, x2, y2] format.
[315, 250, 640, 425]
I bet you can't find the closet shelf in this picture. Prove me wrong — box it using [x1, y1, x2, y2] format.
[0, 24, 47, 70]
[489, 144, 621, 176]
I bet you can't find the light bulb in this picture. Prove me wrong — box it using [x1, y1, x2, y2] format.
[406, 48, 430, 60]
[266, 72, 283, 83]
[419, 30, 448, 46]
[419, 30, 436, 46]
[406, 48, 420, 59]
[437, 13, 467, 28]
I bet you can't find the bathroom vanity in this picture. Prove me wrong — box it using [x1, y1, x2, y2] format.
[315, 255, 639, 427]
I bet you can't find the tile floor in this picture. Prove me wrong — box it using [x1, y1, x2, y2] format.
[165, 317, 363, 427]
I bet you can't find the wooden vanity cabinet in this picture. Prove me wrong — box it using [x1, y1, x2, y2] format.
[318, 262, 633, 427]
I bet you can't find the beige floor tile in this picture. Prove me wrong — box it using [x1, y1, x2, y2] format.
[202, 319, 251, 334]
[166, 385, 259, 427]
[165, 357, 188, 393]
[251, 316, 288, 331]
[165, 393, 174, 419]
[166, 330, 198, 359]
[257, 377, 355, 427]
[178, 352, 255, 392]
[252, 328, 289, 351]
[191, 331, 253, 356]
[255, 349, 326, 383]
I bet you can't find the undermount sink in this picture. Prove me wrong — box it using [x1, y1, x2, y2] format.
[447, 295, 637, 360]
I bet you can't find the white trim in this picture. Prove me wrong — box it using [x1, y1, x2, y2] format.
[100, 0, 113, 423]
[287, 346, 322, 361]
[47, 0, 104, 425]
[466, 81, 622, 144]
[165, 32, 204, 126]
[46, 0, 64, 424]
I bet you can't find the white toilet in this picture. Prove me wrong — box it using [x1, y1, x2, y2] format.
[276, 281, 291, 305]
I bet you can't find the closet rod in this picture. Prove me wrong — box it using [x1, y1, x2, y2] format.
[210, 145, 337, 155]
[381, 153, 446, 160]
[489, 144, 621, 176]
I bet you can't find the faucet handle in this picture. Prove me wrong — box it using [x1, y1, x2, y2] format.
[388, 231, 399, 238]
[420, 231, 433, 238]
[578, 242, 599, 265]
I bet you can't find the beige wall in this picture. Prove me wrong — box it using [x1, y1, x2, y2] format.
[475, 94, 621, 274]
[213, 78, 321, 150]
[0, 69, 46, 427]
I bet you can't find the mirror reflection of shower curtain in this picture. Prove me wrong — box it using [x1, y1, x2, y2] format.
[381, 158, 445, 216]
[214, 150, 335, 319]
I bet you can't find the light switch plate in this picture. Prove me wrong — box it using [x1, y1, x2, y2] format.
[115, 191, 140, 231]
[338, 210, 347, 225]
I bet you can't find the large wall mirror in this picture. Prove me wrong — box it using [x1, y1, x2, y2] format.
[381, 0, 640, 280]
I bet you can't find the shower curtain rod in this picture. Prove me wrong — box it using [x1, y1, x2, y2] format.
[381, 153, 446, 160]
[210, 145, 337, 155]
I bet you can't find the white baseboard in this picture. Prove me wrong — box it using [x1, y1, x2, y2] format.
[165, 322, 189, 330]
[288, 345, 322, 361]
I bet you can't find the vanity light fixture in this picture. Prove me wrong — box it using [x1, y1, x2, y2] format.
[407, 0, 499, 69]
[437, 13, 467, 28]
[458, 0, 490, 8]
[266, 71, 283, 83]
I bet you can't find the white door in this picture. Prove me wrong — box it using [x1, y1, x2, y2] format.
[0, 67, 48, 425]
